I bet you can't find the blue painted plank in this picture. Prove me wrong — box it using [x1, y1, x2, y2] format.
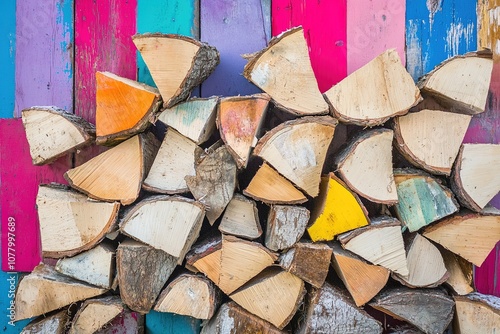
[0, 261, 31, 333]
[145, 311, 200, 334]
[0, 0, 16, 118]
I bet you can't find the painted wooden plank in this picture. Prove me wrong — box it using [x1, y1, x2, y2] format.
[201, 0, 269, 97]
[272, 0, 347, 92]
[0, 268, 31, 332]
[14, 0, 73, 116]
[0, 0, 16, 118]
[145, 311, 201, 334]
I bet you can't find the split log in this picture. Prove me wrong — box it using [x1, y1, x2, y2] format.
[324, 49, 420, 126]
[133, 33, 220, 108]
[219, 193, 262, 240]
[65, 133, 160, 205]
[418, 52, 494, 115]
[229, 267, 305, 330]
[154, 273, 221, 319]
[143, 128, 203, 194]
[21, 106, 95, 165]
[55, 243, 115, 289]
[120, 195, 205, 261]
[186, 145, 237, 225]
[369, 287, 455, 334]
[96, 309, 144, 334]
[95, 71, 161, 145]
[116, 239, 177, 314]
[394, 169, 459, 232]
[36, 184, 119, 258]
[279, 242, 332, 288]
[440, 247, 474, 295]
[21, 309, 69, 334]
[69, 296, 124, 334]
[297, 283, 383, 334]
[392, 234, 448, 288]
[335, 128, 398, 204]
[338, 216, 408, 276]
[243, 27, 329, 116]
[423, 213, 500, 266]
[253, 116, 337, 197]
[157, 97, 218, 145]
[217, 94, 270, 168]
[15, 263, 107, 321]
[393, 109, 471, 175]
[201, 301, 286, 334]
[330, 243, 389, 307]
[265, 205, 310, 251]
[451, 144, 500, 211]
[307, 173, 369, 242]
[243, 162, 307, 204]
[454, 293, 500, 333]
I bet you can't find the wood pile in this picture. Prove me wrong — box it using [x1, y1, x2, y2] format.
[15, 27, 500, 333]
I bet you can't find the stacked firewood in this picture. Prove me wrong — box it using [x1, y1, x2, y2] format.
[16, 27, 500, 333]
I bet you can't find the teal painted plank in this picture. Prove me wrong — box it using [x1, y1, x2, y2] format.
[145, 311, 200, 334]
[0, 259, 31, 333]
[0, 0, 16, 118]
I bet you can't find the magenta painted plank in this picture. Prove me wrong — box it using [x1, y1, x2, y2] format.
[14, 0, 73, 116]
[0, 119, 69, 272]
[474, 242, 500, 296]
[272, 0, 347, 92]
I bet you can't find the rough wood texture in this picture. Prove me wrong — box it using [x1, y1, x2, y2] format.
[244, 27, 329, 116]
[324, 49, 420, 126]
[265, 205, 310, 251]
[21, 309, 69, 334]
[230, 267, 305, 330]
[297, 283, 382, 334]
[22, 107, 95, 165]
[70, 296, 124, 334]
[133, 33, 220, 108]
[394, 168, 459, 232]
[253, 116, 337, 197]
[219, 193, 262, 240]
[336, 129, 397, 204]
[423, 213, 500, 267]
[97, 309, 145, 334]
[454, 293, 500, 334]
[440, 247, 474, 295]
[370, 287, 455, 334]
[117, 239, 177, 314]
[15, 264, 107, 321]
[308, 173, 369, 242]
[36, 185, 119, 258]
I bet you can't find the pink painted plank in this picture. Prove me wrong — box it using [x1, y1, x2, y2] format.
[0, 119, 69, 272]
[474, 242, 500, 296]
[14, 0, 73, 116]
[272, 0, 347, 92]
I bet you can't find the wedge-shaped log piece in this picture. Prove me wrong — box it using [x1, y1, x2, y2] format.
[22, 106, 95, 165]
[243, 162, 307, 204]
[423, 213, 500, 266]
[418, 53, 493, 115]
[69, 296, 124, 334]
[36, 184, 119, 258]
[55, 243, 115, 289]
[117, 239, 177, 314]
[219, 193, 262, 240]
[21, 309, 69, 334]
[15, 264, 107, 321]
[157, 97, 218, 145]
[65, 133, 159, 205]
[440, 247, 474, 295]
[336, 129, 397, 204]
[265, 205, 310, 251]
[133, 34, 219, 108]
[185, 235, 222, 283]
[154, 273, 221, 319]
[308, 173, 369, 242]
[95, 71, 161, 145]
[392, 234, 448, 288]
[201, 301, 286, 334]
[324, 49, 420, 126]
[254, 116, 337, 197]
[454, 293, 500, 334]
[394, 169, 459, 232]
[230, 267, 305, 330]
[394, 109, 471, 175]
[97, 309, 144, 334]
[298, 283, 382, 334]
[279, 242, 332, 288]
[370, 288, 455, 334]
[186, 145, 237, 225]
[243, 27, 328, 116]
[338, 216, 408, 276]
[451, 144, 500, 211]
[217, 94, 270, 168]
[331, 243, 389, 307]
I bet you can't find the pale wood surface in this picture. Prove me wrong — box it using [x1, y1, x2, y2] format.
[70, 296, 124, 334]
[219, 193, 262, 240]
[454, 293, 500, 334]
[440, 247, 474, 295]
[20, 309, 68, 334]
[265, 205, 309, 251]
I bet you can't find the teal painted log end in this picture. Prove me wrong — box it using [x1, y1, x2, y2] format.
[0, 0, 16, 118]
[145, 311, 201, 334]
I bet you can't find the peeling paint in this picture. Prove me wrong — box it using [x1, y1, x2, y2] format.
[426, 0, 442, 32]
[445, 22, 475, 58]
[406, 20, 424, 81]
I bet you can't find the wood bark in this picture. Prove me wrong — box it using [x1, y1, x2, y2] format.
[265, 205, 310, 251]
[21, 309, 69, 334]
